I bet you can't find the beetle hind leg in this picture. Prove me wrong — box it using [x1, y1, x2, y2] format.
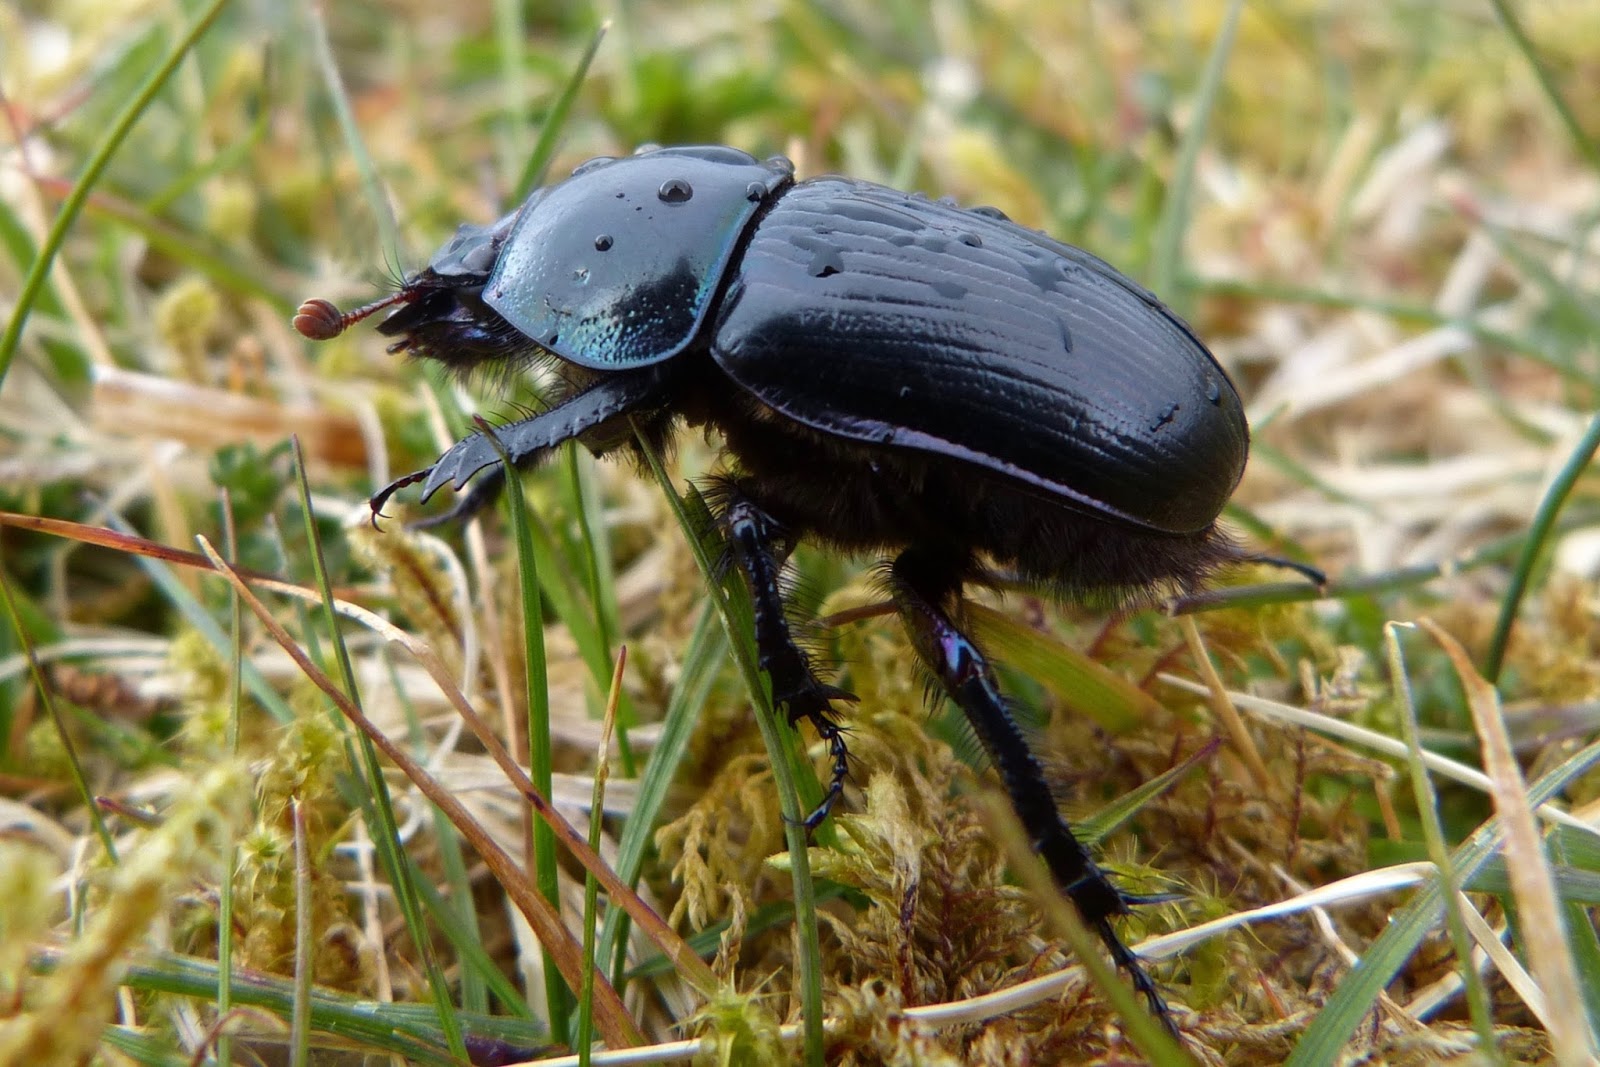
[887, 548, 1178, 1035]
[717, 486, 858, 829]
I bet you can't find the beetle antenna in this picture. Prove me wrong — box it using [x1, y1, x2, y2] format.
[293, 293, 410, 340]
[1243, 553, 1326, 587]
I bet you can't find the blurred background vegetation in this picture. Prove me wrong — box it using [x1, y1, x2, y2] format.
[3, 1, 1600, 1064]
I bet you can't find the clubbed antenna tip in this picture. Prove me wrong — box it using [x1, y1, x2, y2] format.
[293, 293, 407, 340]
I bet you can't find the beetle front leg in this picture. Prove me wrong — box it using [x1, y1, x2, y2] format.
[370, 369, 668, 524]
[717, 487, 856, 830]
[888, 548, 1178, 1036]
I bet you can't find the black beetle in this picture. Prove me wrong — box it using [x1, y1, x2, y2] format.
[297, 144, 1265, 1032]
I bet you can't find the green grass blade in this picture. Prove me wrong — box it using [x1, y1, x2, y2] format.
[1077, 738, 1221, 845]
[290, 798, 312, 1067]
[288, 439, 467, 1062]
[0, 198, 87, 382]
[66, 948, 548, 1065]
[967, 601, 1159, 732]
[0, 0, 229, 393]
[1483, 411, 1600, 682]
[1148, 0, 1242, 300]
[577, 651, 623, 1065]
[1489, 0, 1600, 172]
[1287, 736, 1600, 1063]
[0, 571, 118, 862]
[217, 490, 242, 1066]
[482, 423, 571, 1044]
[595, 602, 725, 986]
[511, 23, 609, 202]
[1386, 624, 1497, 1051]
[562, 447, 636, 776]
[390, 653, 489, 1014]
[304, 0, 399, 265]
[1551, 827, 1600, 1036]
[634, 431, 827, 1067]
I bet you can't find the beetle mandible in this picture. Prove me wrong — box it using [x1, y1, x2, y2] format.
[297, 143, 1263, 1032]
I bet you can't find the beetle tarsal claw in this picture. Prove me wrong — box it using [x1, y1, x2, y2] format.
[1094, 916, 1182, 1041]
[1120, 888, 1183, 908]
[769, 679, 856, 831]
[369, 467, 435, 526]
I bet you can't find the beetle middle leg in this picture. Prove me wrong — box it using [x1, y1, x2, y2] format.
[716, 484, 857, 830]
[888, 547, 1177, 1035]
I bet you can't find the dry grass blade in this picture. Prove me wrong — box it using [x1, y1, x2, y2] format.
[1158, 672, 1600, 838]
[1420, 618, 1597, 1064]
[1179, 614, 1271, 789]
[1453, 893, 1546, 1025]
[12, 5, 1600, 1061]
[192, 536, 644, 1051]
[392, 630, 719, 998]
[6, 506, 714, 1001]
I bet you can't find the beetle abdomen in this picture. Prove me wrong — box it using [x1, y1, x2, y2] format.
[711, 178, 1247, 535]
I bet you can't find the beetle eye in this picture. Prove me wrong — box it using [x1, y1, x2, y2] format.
[461, 243, 497, 273]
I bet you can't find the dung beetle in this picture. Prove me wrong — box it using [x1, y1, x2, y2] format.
[297, 144, 1278, 1033]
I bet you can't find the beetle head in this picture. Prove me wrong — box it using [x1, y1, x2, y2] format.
[294, 203, 546, 377]
[377, 206, 541, 375]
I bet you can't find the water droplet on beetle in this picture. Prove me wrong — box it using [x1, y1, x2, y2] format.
[1059, 318, 1074, 353]
[746, 181, 768, 201]
[573, 267, 590, 284]
[658, 178, 693, 203]
[573, 155, 615, 176]
[1205, 376, 1222, 404]
[898, 386, 911, 399]
[594, 234, 614, 251]
[958, 232, 982, 248]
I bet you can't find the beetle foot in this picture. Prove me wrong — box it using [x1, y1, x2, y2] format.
[369, 467, 435, 527]
[1092, 916, 1180, 1040]
[772, 678, 857, 831]
[367, 463, 507, 530]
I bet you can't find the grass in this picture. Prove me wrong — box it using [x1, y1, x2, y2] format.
[3, 1, 1600, 1064]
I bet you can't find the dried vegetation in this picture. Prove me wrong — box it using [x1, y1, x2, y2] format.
[2, 2, 1599, 1064]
